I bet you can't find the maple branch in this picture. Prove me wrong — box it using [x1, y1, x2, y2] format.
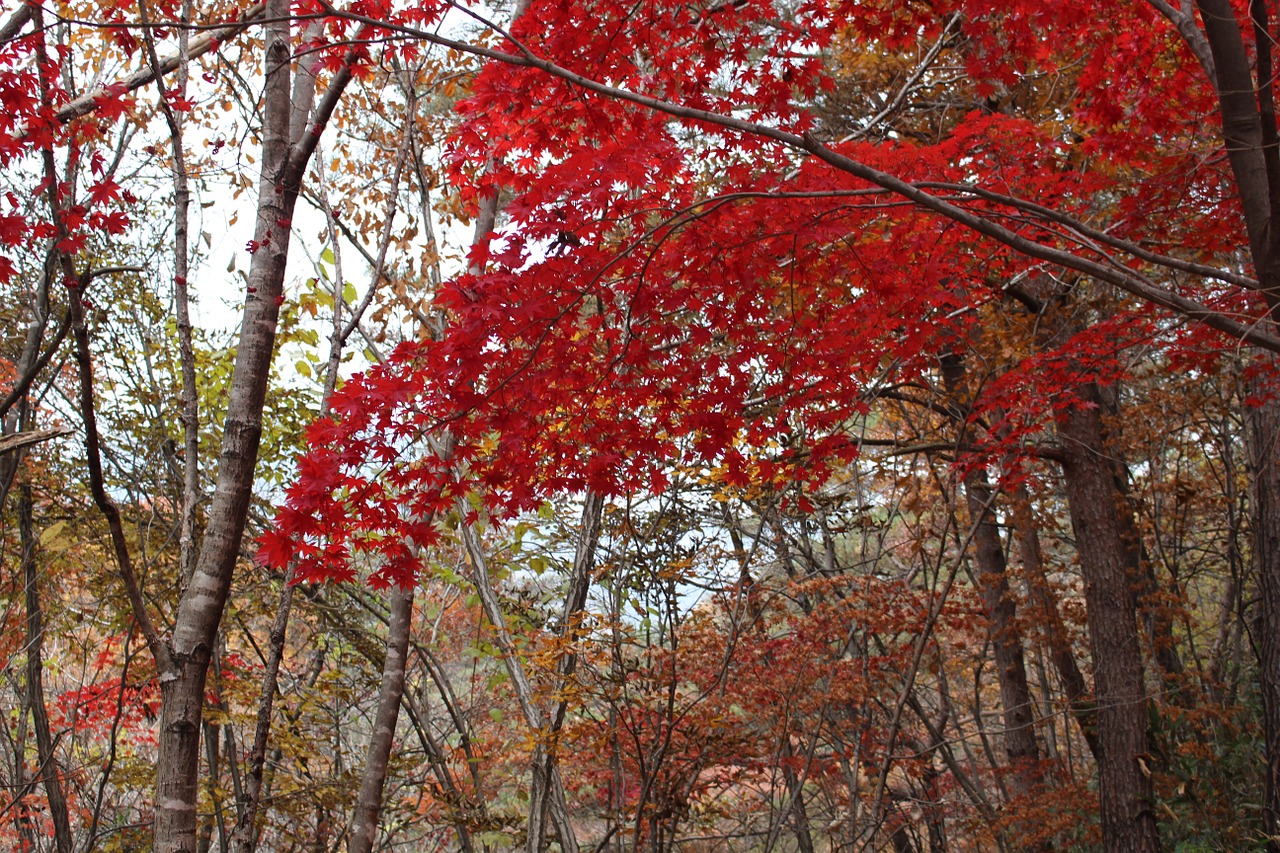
[912, 181, 1260, 290]
[852, 437, 1067, 463]
[322, 2, 1280, 353]
[43, 2, 265, 129]
[798, 139, 1280, 350]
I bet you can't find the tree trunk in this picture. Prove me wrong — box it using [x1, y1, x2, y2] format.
[153, 7, 296, 836]
[1184, 5, 1280, 842]
[156, 2, 291, 847]
[780, 739, 816, 853]
[459, 497, 590, 853]
[961, 473, 1045, 792]
[1008, 486, 1101, 760]
[19, 483, 73, 853]
[152, 6, 365, 849]
[1057, 391, 1160, 852]
[940, 352, 1045, 798]
[349, 584, 415, 853]
[1245, 387, 1280, 847]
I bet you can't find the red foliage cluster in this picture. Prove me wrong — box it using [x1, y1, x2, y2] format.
[261, 0, 1254, 587]
[0, 26, 136, 284]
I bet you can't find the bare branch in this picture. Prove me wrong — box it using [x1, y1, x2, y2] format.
[0, 427, 72, 457]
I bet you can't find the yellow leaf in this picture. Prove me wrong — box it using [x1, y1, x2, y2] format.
[39, 521, 67, 549]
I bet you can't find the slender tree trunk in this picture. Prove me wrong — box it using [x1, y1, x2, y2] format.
[400, 688, 477, 853]
[231, 577, 296, 853]
[198, 719, 221, 853]
[1057, 391, 1160, 852]
[1008, 486, 1101, 759]
[459, 496, 595, 853]
[921, 753, 947, 853]
[348, 584, 415, 853]
[940, 353, 1045, 798]
[780, 739, 816, 853]
[231, 103, 402, 849]
[139, 0, 199, 589]
[961, 474, 1045, 790]
[1208, 409, 1247, 697]
[19, 482, 73, 853]
[153, 4, 295, 838]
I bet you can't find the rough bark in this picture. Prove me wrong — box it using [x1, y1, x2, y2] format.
[1194, 0, 1280, 307]
[1246, 389, 1280, 846]
[1098, 385, 1185, 691]
[1058, 392, 1160, 852]
[1187, 5, 1280, 844]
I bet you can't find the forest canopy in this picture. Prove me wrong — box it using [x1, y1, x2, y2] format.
[2, 0, 1280, 851]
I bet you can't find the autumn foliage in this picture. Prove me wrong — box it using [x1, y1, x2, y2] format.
[2, 0, 1280, 850]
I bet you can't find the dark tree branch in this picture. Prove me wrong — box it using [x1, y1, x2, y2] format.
[68, 270, 174, 674]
